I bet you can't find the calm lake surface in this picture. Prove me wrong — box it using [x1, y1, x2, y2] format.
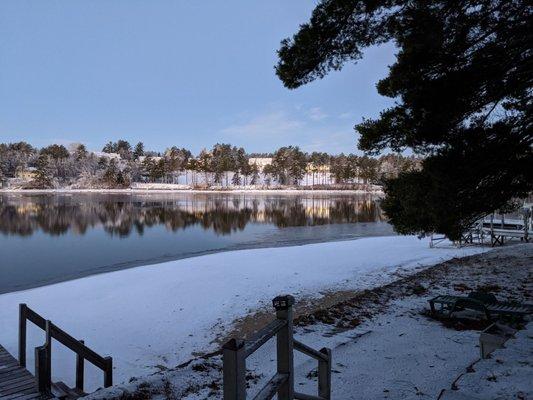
[0, 192, 393, 294]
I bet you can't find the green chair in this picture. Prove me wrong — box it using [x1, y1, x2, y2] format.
[428, 292, 532, 321]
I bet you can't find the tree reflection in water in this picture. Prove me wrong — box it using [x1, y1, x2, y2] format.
[0, 193, 385, 237]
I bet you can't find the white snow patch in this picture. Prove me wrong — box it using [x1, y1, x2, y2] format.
[442, 322, 532, 399]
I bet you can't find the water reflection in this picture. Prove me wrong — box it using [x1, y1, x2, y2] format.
[0, 193, 385, 237]
[0, 193, 391, 293]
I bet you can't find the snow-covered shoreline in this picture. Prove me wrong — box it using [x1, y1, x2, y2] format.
[86, 243, 532, 400]
[0, 235, 487, 392]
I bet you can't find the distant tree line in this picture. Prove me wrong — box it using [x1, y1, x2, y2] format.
[0, 140, 421, 189]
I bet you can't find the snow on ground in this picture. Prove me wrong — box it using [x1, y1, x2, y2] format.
[84, 244, 531, 400]
[90, 297, 484, 400]
[0, 236, 486, 391]
[250, 297, 483, 400]
[441, 322, 532, 400]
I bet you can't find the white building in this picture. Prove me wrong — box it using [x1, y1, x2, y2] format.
[138, 156, 163, 163]
[248, 157, 272, 171]
[92, 152, 121, 161]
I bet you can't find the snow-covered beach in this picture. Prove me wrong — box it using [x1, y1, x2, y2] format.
[0, 235, 487, 393]
[85, 243, 532, 400]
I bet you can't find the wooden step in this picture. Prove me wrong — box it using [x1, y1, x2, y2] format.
[52, 381, 84, 400]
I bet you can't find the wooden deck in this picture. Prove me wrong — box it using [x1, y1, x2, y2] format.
[0, 345, 51, 400]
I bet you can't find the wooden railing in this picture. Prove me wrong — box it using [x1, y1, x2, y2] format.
[18, 303, 113, 394]
[222, 295, 332, 400]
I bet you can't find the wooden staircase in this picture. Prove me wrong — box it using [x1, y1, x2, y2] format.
[51, 381, 84, 400]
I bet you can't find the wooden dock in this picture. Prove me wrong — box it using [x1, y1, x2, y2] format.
[0, 344, 51, 400]
[0, 304, 114, 400]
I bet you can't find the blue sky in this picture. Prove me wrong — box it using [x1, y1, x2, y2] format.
[0, 1, 395, 154]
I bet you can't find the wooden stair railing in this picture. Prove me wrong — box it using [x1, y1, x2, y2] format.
[19, 303, 113, 397]
[222, 295, 332, 400]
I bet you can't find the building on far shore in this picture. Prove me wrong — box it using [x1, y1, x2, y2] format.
[138, 156, 163, 163]
[306, 162, 331, 173]
[248, 157, 272, 172]
[15, 167, 37, 181]
[92, 151, 122, 161]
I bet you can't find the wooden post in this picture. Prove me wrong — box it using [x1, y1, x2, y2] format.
[19, 303, 27, 367]
[318, 348, 332, 400]
[223, 338, 246, 400]
[490, 214, 495, 246]
[524, 211, 529, 242]
[76, 340, 85, 392]
[35, 345, 50, 394]
[103, 356, 113, 387]
[45, 321, 52, 389]
[273, 295, 295, 400]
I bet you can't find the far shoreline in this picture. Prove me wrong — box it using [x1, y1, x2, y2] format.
[0, 187, 384, 195]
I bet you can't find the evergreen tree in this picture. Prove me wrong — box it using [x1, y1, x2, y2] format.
[40, 144, 69, 160]
[231, 172, 241, 186]
[276, 0, 533, 239]
[133, 142, 144, 160]
[103, 159, 119, 184]
[250, 163, 260, 185]
[270, 146, 307, 185]
[116, 140, 132, 160]
[102, 141, 117, 153]
[33, 154, 53, 188]
[74, 144, 88, 161]
[197, 150, 213, 185]
[236, 148, 251, 185]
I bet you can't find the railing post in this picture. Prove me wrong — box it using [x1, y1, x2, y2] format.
[19, 303, 27, 367]
[45, 321, 52, 390]
[524, 211, 529, 242]
[76, 340, 85, 392]
[223, 338, 246, 400]
[103, 356, 113, 387]
[273, 295, 295, 400]
[35, 321, 52, 395]
[318, 348, 332, 400]
[490, 214, 495, 246]
[35, 345, 50, 394]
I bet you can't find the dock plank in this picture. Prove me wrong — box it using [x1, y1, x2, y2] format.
[0, 345, 52, 400]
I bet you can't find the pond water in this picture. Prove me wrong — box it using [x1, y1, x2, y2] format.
[0, 192, 393, 294]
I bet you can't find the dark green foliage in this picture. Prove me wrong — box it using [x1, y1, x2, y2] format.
[102, 159, 131, 188]
[250, 163, 260, 185]
[103, 159, 119, 184]
[141, 156, 166, 182]
[231, 171, 241, 186]
[102, 141, 115, 153]
[382, 126, 533, 240]
[33, 154, 53, 188]
[133, 142, 144, 160]
[40, 144, 69, 160]
[74, 144, 88, 161]
[103, 140, 132, 159]
[277, 0, 533, 237]
[270, 146, 307, 185]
